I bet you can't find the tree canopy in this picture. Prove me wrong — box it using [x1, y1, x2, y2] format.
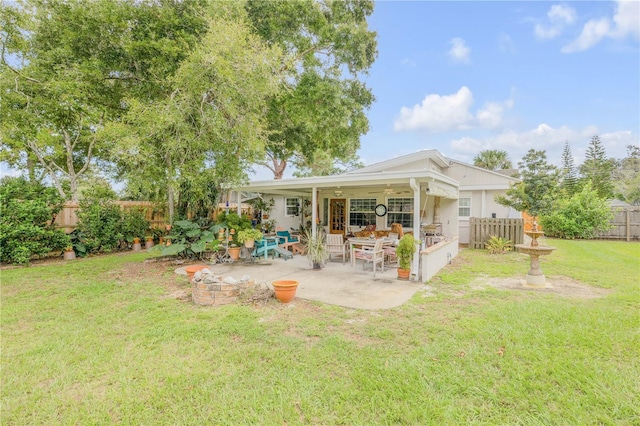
[612, 145, 640, 205]
[473, 149, 512, 171]
[580, 135, 614, 199]
[560, 141, 579, 196]
[245, 0, 377, 179]
[495, 149, 559, 219]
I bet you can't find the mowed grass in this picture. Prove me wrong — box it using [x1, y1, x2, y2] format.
[1, 240, 639, 425]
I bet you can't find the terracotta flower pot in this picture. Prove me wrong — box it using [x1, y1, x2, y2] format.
[244, 239, 255, 249]
[64, 248, 76, 261]
[145, 238, 154, 249]
[272, 280, 299, 303]
[228, 247, 241, 261]
[185, 264, 208, 283]
[397, 268, 410, 280]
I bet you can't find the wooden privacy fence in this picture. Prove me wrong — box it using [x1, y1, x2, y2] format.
[54, 201, 167, 233]
[469, 217, 524, 249]
[53, 201, 254, 233]
[595, 207, 640, 241]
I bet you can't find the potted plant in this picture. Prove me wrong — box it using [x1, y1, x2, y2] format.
[302, 229, 328, 270]
[396, 234, 417, 280]
[236, 228, 263, 248]
[63, 245, 76, 261]
[145, 235, 154, 249]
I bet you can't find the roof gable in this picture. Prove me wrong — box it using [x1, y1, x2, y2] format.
[348, 149, 450, 174]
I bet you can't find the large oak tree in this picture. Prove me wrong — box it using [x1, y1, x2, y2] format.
[245, 0, 377, 179]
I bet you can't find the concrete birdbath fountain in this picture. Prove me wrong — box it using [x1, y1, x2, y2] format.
[515, 221, 556, 288]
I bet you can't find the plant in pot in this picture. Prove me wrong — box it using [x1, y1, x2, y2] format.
[301, 229, 328, 270]
[396, 234, 417, 280]
[63, 245, 76, 261]
[236, 228, 263, 248]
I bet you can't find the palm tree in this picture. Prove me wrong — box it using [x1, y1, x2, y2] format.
[473, 150, 512, 171]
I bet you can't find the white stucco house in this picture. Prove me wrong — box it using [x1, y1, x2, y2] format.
[233, 149, 520, 281]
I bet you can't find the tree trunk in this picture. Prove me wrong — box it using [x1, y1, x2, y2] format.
[64, 131, 79, 202]
[272, 157, 287, 180]
[166, 152, 175, 223]
[27, 154, 36, 182]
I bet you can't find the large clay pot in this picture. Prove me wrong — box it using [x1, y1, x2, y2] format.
[228, 247, 241, 261]
[244, 239, 255, 249]
[145, 238, 154, 249]
[132, 238, 142, 252]
[397, 268, 410, 280]
[63, 248, 76, 261]
[185, 264, 208, 283]
[272, 280, 299, 303]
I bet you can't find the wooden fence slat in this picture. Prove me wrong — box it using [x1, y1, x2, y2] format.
[469, 217, 524, 249]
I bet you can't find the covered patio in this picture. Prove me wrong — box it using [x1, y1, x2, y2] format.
[178, 255, 425, 310]
[232, 166, 460, 281]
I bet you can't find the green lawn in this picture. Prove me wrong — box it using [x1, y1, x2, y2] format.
[2, 240, 639, 425]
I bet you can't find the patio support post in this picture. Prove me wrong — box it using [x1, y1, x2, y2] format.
[236, 191, 241, 215]
[410, 178, 421, 281]
[311, 186, 318, 237]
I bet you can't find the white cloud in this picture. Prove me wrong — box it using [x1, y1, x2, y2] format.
[548, 4, 576, 25]
[448, 37, 470, 64]
[394, 86, 474, 132]
[562, 18, 611, 53]
[394, 87, 514, 132]
[449, 124, 638, 166]
[535, 24, 561, 40]
[562, 0, 640, 52]
[535, 4, 576, 40]
[611, 0, 640, 39]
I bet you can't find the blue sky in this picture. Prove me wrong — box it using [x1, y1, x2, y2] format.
[355, 0, 639, 171]
[2, 1, 638, 182]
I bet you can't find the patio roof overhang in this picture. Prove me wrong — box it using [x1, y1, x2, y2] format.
[239, 170, 459, 199]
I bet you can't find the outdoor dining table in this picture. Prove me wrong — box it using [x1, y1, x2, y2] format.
[347, 237, 395, 268]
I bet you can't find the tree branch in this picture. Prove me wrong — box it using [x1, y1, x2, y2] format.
[2, 61, 42, 84]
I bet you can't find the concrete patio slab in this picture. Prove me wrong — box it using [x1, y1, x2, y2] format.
[175, 255, 423, 310]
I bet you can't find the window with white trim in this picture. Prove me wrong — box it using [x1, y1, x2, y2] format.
[285, 197, 299, 216]
[459, 197, 471, 217]
[349, 198, 376, 227]
[386, 197, 414, 228]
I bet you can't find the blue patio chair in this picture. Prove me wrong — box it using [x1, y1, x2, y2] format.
[276, 231, 300, 246]
[253, 237, 279, 259]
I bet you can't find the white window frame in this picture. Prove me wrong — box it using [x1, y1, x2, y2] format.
[386, 197, 414, 228]
[349, 198, 377, 227]
[459, 197, 471, 218]
[285, 197, 299, 217]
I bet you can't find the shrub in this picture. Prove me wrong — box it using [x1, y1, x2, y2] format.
[121, 208, 150, 243]
[396, 234, 417, 270]
[540, 182, 614, 239]
[151, 219, 219, 260]
[76, 198, 124, 253]
[0, 177, 69, 264]
[485, 235, 513, 254]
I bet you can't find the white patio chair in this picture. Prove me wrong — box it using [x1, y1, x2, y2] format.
[326, 234, 348, 264]
[384, 232, 399, 264]
[352, 238, 385, 277]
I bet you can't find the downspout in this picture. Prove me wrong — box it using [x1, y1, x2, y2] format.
[410, 178, 421, 282]
[311, 187, 317, 237]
